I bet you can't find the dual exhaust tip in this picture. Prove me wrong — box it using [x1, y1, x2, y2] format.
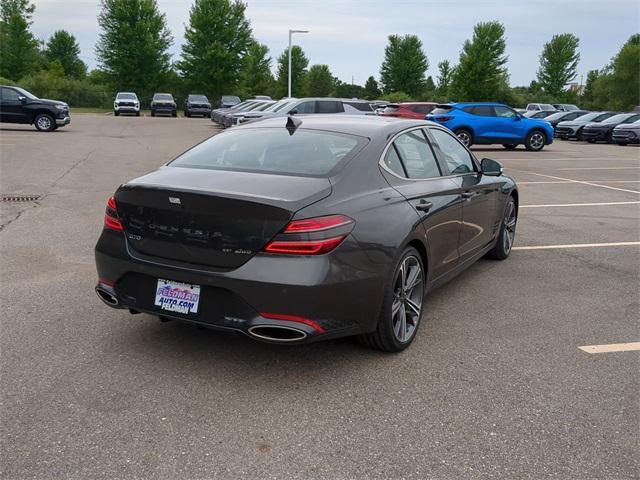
[248, 325, 307, 342]
[95, 286, 308, 342]
[95, 286, 119, 306]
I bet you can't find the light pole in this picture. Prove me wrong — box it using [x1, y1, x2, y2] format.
[288, 29, 309, 98]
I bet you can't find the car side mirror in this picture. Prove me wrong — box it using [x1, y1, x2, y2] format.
[515, 114, 522, 121]
[18, 96, 26, 104]
[289, 109, 298, 115]
[481, 158, 504, 176]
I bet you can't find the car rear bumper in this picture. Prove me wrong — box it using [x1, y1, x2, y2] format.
[94, 230, 387, 344]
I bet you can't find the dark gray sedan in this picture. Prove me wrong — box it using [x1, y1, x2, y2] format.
[95, 115, 518, 352]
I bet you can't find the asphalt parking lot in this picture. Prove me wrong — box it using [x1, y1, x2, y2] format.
[1, 115, 638, 479]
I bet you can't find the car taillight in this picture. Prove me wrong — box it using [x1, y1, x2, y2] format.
[104, 196, 123, 231]
[435, 116, 453, 122]
[263, 214, 354, 255]
[260, 312, 325, 333]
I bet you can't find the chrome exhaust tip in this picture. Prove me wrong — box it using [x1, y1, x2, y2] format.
[248, 325, 308, 342]
[95, 286, 119, 306]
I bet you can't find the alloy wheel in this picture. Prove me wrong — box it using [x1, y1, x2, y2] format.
[503, 200, 516, 253]
[529, 132, 544, 150]
[391, 255, 424, 343]
[456, 131, 471, 146]
[37, 116, 52, 130]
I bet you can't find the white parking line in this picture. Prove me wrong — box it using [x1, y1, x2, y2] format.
[578, 342, 640, 354]
[513, 170, 640, 195]
[513, 242, 640, 250]
[518, 181, 640, 184]
[521, 201, 640, 208]
[558, 167, 640, 170]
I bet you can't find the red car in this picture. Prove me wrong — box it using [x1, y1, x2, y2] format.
[381, 102, 437, 119]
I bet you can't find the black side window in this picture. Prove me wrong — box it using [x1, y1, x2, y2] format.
[1, 88, 20, 103]
[494, 106, 517, 118]
[462, 106, 474, 114]
[624, 114, 640, 123]
[392, 130, 441, 179]
[317, 101, 343, 114]
[565, 112, 579, 120]
[429, 128, 476, 175]
[293, 101, 315, 114]
[473, 106, 493, 116]
[383, 145, 406, 177]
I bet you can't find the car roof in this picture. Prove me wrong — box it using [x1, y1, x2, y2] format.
[449, 102, 508, 107]
[234, 114, 437, 138]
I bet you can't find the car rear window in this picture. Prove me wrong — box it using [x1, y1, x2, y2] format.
[430, 106, 453, 115]
[345, 101, 374, 112]
[170, 128, 365, 177]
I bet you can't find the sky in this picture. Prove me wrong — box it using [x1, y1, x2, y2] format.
[31, 0, 639, 87]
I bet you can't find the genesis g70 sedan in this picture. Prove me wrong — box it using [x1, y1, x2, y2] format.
[95, 115, 518, 352]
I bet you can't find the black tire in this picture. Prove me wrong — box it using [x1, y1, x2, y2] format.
[503, 144, 518, 150]
[524, 129, 546, 151]
[185, 111, 190, 118]
[34, 113, 55, 132]
[454, 128, 473, 148]
[359, 246, 425, 352]
[606, 131, 613, 144]
[136, 111, 140, 117]
[576, 128, 584, 141]
[172, 111, 177, 117]
[486, 196, 517, 260]
[151, 110, 156, 117]
[618, 142, 628, 146]
[587, 139, 596, 143]
[114, 111, 120, 117]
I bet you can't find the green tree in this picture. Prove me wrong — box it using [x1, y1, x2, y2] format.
[96, 0, 173, 97]
[276, 45, 309, 97]
[238, 40, 274, 98]
[580, 69, 599, 107]
[0, 0, 41, 80]
[450, 21, 509, 101]
[422, 75, 436, 100]
[333, 78, 365, 98]
[436, 60, 453, 99]
[536, 33, 580, 96]
[178, 0, 252, 99]
[45, 30, 86, 78]
[304, 64, 334, 97]
[606, 34, 640, 110]
[380, 34, 428, 97]
[363, 75, 381, 100]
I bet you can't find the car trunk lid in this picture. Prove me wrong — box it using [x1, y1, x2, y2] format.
[115, 166, 332, 269]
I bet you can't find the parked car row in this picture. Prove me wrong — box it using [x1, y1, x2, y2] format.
[114, 92, 241, 118]
[555, 112, 640, 144]
[210, 97, 374, 127]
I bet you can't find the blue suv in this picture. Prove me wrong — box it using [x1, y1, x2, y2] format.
[426, 103, 554, 151]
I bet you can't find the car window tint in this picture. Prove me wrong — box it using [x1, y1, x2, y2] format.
[494, 106, 516, 118]
[316, 101, 343, 114]
[171, 128, 363, 177]
[429, 128, 475, 175]
[293, 101, 315, 114]
[345, 102, 373, 112]
[623, 114, 640, 123]
[383, 145, 406, 177]
[393, 130, 441, 179]
[431, 106, 453, 115]
[472, 106, 493, 116]
[1, 88, 20, 102]
[413, 105, 434, 114]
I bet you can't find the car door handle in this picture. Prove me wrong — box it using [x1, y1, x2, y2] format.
[461, 191, 477, 199]
[415, 200, 433, 212]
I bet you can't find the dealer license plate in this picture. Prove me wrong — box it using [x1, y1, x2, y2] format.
[154, 279, 200, 314]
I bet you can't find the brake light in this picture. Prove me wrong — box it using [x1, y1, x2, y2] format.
[435, 116, 453, 122]
[104, 196, 123, 231]
[284, 215, 353, 233]
[264, 236, 346, 255]
[263, 214, 354, 255]
[260, 312, 325, 333]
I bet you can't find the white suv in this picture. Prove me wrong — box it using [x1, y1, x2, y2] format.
[114, 92, 140, 116]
